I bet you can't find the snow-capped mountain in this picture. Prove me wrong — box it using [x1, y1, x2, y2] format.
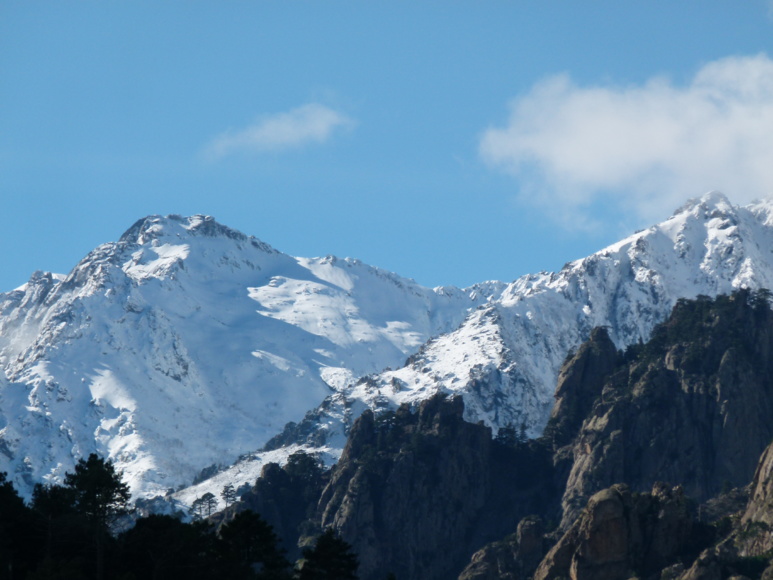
[178, 192, 773, 507]
[3, 192, 773, 505]
[350, 191, 773, 435]
[0, 215, 496, 497]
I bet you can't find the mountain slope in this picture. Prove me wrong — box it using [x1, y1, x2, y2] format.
[248, 193, 773, 460]
[0, 215, 488, 496]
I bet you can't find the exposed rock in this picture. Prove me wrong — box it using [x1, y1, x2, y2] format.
[457, 516, 546, 580]
[731, 440, 773, 558]
[676, 547, 724, 580]
[662, 562, 687, 579]
[546, 327, 620, 450]
[672, 540, 767, 580]
[316, 394, 556, 580]
[762, 562, 773, 580]
[556, 292, 773, 528]
[743, 441, 773, 529]
[218, 451, 328, 560]
[697, 486, 749, 524]
[533, 482, 698, 580]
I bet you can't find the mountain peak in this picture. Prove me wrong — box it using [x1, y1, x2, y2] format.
[118, 214, 277, 253]
[672, 190, 734, 218]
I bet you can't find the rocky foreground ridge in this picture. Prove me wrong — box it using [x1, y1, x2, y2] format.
[211, 290, 773, 580]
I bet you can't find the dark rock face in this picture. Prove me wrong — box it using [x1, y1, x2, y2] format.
[219, 291, 773, 580]
[743, 441, 773, 529]
[555, 292, 773, 527]
[546, 327, 620, 450]
[459, 291, 773, 580]
[224, 452, 328, 560]
[315, 395, 555, 580]
[734, 440, 773, 558]
[533, 483, 697, 580]
[457, 516, 546, 580]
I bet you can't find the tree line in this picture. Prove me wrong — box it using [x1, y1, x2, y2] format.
[0, 454, 358, 580]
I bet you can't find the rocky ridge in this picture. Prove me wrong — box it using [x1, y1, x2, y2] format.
[223, 290, 773, 580]
[553, 290, 773, 528]
[457, 290, 773, 580]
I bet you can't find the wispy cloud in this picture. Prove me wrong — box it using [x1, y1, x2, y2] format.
[206, 103, 354, 159]
[480, 54, 773, 227]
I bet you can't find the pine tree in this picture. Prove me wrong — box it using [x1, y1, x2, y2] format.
[221, 483, 237, 508]
[218, 510, 290, 579]
[63, 453, 130, 580]
[201, 492, 218, 517]
[1, 472, 38, 580]
[64, 453, 131, 529]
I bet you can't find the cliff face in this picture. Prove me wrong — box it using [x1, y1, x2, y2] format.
[534, 483, 700, 580]
[733, 439, 773, 559]
[553, 291, 773, 528]
[457, 516, 546, 580]
[458, 291, 773, 580]
[315, 395, 555, 580]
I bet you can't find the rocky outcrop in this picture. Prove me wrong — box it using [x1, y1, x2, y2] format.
[218, 452, 328, 560]
[546, 327, 620, 450]
[457, 516, 546, 580]
[743, 441, 773, 529]
[316, 394, 555, 580]
[533, 483, 699, 580]
[733, 440, 773, 558]
[556, 291, 773, 528]
[212, 290, 773, 580]
[454, 291, 773, 580]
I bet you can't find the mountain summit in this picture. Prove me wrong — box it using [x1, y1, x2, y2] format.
[2, 194, 773, 500]
[0, 214, 485, 496]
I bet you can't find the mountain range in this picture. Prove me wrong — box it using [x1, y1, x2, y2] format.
[2, 191, 773, 504]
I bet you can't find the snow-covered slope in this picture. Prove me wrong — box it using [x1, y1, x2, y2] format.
[4, 193, 773, 506]
[396, 193, 773, 422]
[191, 192, 773, 507]
[0, 215, 493, 497]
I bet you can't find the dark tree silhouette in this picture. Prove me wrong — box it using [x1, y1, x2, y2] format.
[64, 453, 131, 528]
[218, 510, 291, 579]
[0, 472, 38, 580]
[63, 453, 130, 580]
[221, 483, 237, 508]
[30, 483, 80, 568]
[297, 528, 358, 580]
[201, 492, 218, 517]
[118, 514, 218, 580]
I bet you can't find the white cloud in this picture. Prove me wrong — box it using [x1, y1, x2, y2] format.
[206, 103, 354, 158]
[480, 54, 773, 226]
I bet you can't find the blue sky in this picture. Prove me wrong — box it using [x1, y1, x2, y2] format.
[2, 2, 773, 292]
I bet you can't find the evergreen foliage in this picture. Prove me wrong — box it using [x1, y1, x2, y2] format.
[118, 515, 219, 580]
[221, 483, 237, 507]
[244, 451, 328, 559]
[0, 459, 296, 580]
[0, 472, 37, 580]
[218, 511, 291, 579]
[64, 453, 131, 530]
[201, 492, 218, 517]
[297, 528, 359, 580]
